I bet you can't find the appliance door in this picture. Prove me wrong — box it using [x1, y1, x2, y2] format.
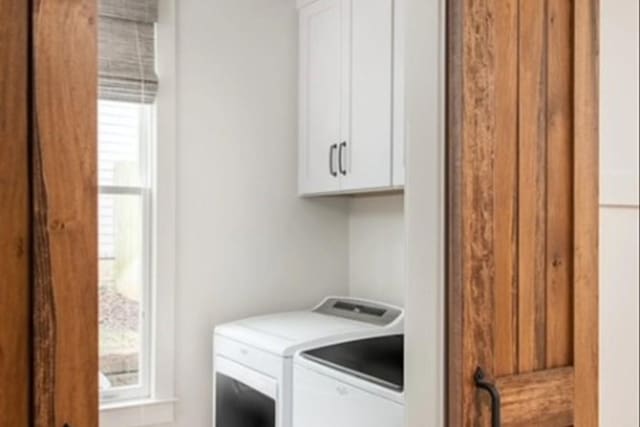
[293, 363, 404, 427]
[215, 356, 277, 427]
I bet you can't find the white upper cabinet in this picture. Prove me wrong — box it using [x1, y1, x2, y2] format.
[298, 0, 349, 194]
[298, 0, 405, 195]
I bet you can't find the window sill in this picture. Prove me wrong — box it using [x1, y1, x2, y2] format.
[100, 398, 177, 427]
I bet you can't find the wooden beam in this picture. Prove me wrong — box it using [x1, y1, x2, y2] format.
[32, 0, 98, 425]
[0, 0, 30, 425]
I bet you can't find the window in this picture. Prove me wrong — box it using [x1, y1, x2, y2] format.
[97, 0, 160, 405]
[99, 100, 154, 401]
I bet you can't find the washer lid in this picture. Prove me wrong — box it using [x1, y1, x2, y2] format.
[215, 311, 375, 357]
[301, 334, 404, 391]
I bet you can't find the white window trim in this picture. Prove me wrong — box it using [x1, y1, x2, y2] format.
[100, 398, 177, 427]
[100, 0, 177, 425]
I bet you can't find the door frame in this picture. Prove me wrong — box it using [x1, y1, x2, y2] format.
[404, 0, 447, 425]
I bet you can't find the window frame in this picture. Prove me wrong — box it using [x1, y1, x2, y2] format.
[98, 101, 155, 403]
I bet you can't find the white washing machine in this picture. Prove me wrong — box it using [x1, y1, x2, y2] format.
[212, 297, 404, 427]
[292, 334, 405, 427]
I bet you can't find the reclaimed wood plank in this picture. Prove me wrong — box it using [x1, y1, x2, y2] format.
[32, 0, 99, 425]
[545, 0, 575, 369]
[518, 0, 548, 374]
[460, 0, 497, 425]
[493, 0, 520, 378]
[0, 0, 30, 425]
[573, 0, 599, 425]
[497, 367, 574, 426]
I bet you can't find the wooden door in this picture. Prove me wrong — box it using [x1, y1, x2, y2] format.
[341, 0, 393, 191]
[299, 0, 346, 194]
[447, 0, 599, 426]
[0, 0, 98, 425]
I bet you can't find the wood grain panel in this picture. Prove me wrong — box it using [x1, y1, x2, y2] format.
[497, 367, 574, 426]
[517, 0, 548, 374]
[32, 0, 98, 425]
[545, 0, 575, 369]
[573, 0, 599, 425]
[0, 1, 30, 425]
[493, 0, 519, 378]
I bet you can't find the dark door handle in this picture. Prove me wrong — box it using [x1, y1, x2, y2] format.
[329, 143, 338, 177]
[338, 141, 347, 175]
[474, 367, 501, 427]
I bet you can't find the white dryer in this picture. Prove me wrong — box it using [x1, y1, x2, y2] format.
[213, 297, 404, 427]
[292, 334, 405, 427]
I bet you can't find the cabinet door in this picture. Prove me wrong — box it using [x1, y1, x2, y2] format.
[299, 0, 348, 194]
[341, 0, 393, 191]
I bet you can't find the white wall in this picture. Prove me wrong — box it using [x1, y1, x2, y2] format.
[348, 194, 405, 307]
[171, 1, 350, 425]
[404, 0, 445, 425]
[600, 0, 640, 425]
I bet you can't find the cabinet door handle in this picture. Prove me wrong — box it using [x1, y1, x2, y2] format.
[338, 141, 347, 175]
[474, 367, 501, 427]
[329, 143, 338, 177]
